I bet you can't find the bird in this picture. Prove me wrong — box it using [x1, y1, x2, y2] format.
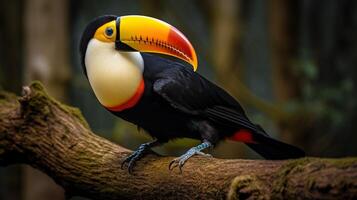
[80, 15, 305, 173]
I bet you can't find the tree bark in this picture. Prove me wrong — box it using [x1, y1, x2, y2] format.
[0, 82, 356, 200]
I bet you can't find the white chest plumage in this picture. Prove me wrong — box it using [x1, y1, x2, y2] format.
[85, 39, 144, 107]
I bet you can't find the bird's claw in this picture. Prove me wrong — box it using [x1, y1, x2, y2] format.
[120, 154, 135, 169]
[168, 158, 184, 173]
[121, 143, 149, 174]
[168, 147, 212, 172]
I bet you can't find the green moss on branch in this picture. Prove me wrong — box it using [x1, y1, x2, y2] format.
[27, 81, 89, 129]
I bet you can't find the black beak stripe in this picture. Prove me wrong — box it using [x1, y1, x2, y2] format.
[115, 16, 135, 51]
[116, 17, 120, 43]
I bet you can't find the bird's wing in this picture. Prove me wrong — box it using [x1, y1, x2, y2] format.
[153, 66, 262, 133]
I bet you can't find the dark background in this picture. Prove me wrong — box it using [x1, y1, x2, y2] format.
[1, 0, 357, 199]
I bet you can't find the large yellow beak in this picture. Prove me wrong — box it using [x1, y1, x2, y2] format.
[115, 15, 198, 71]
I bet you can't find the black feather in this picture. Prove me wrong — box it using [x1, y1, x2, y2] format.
[247, 135, 306, 159]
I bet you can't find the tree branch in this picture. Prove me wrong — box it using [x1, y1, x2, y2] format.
[0, 82, 356, 199]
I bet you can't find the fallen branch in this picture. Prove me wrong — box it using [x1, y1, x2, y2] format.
[0, 82, 356, 199]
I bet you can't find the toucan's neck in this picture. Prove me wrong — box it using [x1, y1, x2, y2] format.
[85, 39, 144, 109]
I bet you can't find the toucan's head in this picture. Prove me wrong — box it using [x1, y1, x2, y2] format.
[80, 15, 197, 110]
[80, 15, 197, 74]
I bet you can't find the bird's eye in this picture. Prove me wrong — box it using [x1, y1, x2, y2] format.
[105, 27, 114, 37]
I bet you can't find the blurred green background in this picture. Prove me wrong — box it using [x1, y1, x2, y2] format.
[1, 0, 357, 199]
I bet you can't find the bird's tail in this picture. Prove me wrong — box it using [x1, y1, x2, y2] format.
[246, 135, 305, 160]
[231, 126, 305, 159]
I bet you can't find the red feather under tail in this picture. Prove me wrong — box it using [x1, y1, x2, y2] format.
[228, 129, 257, 143]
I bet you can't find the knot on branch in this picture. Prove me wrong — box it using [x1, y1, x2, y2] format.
[228, 175, 268, 200]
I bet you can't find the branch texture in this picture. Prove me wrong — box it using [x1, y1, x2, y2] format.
[0, 82, 356, 200]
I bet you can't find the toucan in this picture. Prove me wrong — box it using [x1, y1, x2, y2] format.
[80, 15, 305, 173]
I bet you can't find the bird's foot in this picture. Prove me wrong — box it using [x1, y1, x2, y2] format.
[169, 146, 212, 173]
[121, 143, 150, 174]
